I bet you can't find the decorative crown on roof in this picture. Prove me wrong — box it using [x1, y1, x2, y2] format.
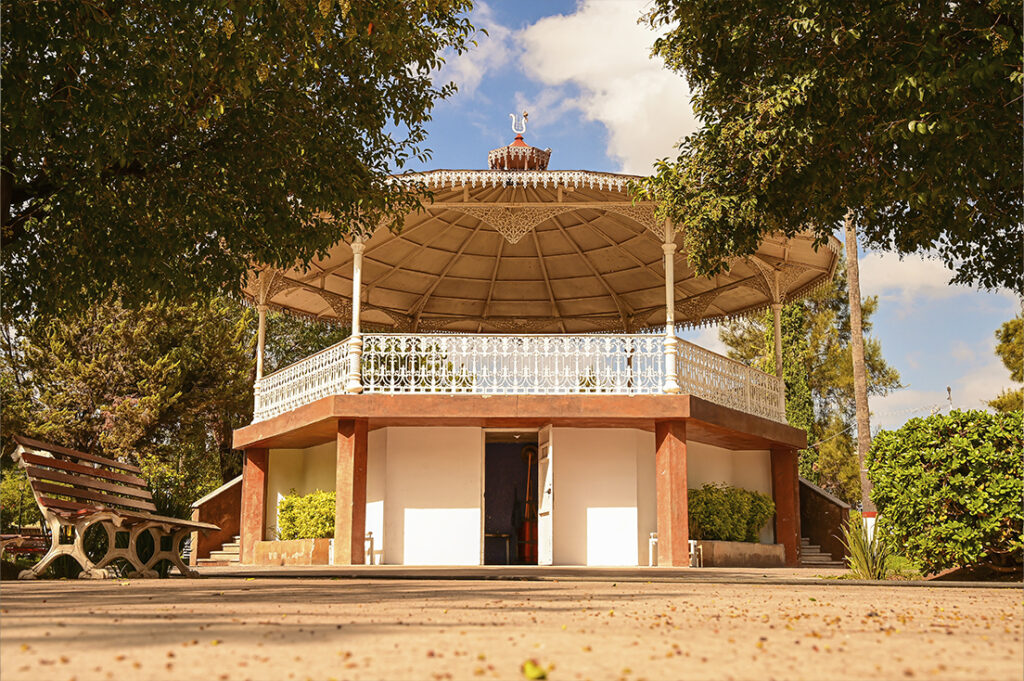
[488, 111, 552, 171]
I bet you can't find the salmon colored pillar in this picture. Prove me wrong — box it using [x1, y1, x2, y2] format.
[771, 447, 801, 567]
[655, 420, 690, 567]
[334, 419, 368, 565]
[240, 448, 269, 564]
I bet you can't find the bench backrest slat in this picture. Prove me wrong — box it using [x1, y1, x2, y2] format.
[14, 435, 142, 474]
[37, 496, 96, 513]
[22, 466, 154, 500]
[31, 481, 158, 513]
[19, 452, 148, 487]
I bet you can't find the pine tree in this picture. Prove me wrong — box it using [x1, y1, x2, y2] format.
[720, 258, 901, 504]
[989, 312, 1024, 413]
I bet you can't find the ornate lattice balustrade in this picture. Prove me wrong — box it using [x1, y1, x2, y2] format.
[361, 334, 664, 395]
[253, 333, 787, 424]
[254, 339, 351, 422]
[675, 338, 787, 423]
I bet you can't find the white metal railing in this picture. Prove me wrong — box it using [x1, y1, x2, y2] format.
[361, 333, 664, 395]
[676, 338, 787, 423]
[254, 338, 351, 422]
[252, 333, 787, 424]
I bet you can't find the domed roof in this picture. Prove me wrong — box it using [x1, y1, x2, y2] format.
[244, 167, 841, 334]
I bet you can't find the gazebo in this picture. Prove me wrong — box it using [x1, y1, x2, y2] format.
[232, 116, 841, 569]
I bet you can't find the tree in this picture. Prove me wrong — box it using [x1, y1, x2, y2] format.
[844, 214, 875, 515]
[868, 410, 1023, 574]
[0, 296, 343, 517]
[636, 0, 1023, 292]
[720, 260, 901, 503]
[2, 1, 474, 317]
[989, 312, 1023, 413]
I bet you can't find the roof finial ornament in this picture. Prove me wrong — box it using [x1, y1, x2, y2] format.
[510, 111, 528, 135]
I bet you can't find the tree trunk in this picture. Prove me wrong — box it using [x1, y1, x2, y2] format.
[843, 210, 875, 514]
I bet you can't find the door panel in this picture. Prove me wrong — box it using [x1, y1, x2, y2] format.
[537, 424, 554, 566]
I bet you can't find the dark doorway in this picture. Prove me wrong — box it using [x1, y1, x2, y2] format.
[483, 433, 539, 565]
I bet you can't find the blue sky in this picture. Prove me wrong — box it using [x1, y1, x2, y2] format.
[414, 0, 1020, 431]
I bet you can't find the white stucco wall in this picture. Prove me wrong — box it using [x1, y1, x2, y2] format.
[366, 428, 387, 563]
[265, 441, 336, 539]
[636, 438, 657, 566]
[550, 428, 654, 566]
[686, 442, 774, 543]
[382, 427, 482, 565]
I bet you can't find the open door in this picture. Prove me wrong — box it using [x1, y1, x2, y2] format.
[537, 424, 554, 566]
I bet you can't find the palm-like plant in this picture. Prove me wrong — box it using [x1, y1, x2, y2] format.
[840, 516, 892, 580]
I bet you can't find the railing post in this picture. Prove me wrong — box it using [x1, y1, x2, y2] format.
[345, 237, 365, 394]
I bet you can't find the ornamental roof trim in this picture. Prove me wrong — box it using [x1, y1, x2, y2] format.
[390, 169, 637, 193]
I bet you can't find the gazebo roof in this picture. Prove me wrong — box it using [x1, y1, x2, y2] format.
[245, 166, 841, 334]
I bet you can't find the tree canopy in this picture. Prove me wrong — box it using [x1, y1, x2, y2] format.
[720, 263, 901, 503]
[989, 312, 1023, 413]
[1, 0, 473, 317]
[0, 296, 345, 521]
[637, 0, 1023, 292]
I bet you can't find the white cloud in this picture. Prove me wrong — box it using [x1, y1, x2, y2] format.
[869, 343, 1018, 431]
[438, 2, 515, 98]
[680, 324, 729, 356]
[858, 250, 1020, 307]
[518, 0, 697, 173]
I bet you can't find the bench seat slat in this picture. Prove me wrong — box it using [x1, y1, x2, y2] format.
[38, 497, 219, 532]
[32, 481, 158, 513]
[14, 435, 142, 474]
[20, 452, 148, 487]
[23, 466, 154, 500]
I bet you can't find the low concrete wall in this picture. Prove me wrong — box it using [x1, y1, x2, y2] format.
[696, 540, 785, 568]
[254, 538, 332, 566]
[799, 477, 850, 562]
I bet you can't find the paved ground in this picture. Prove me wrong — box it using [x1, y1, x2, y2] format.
[1, 574, 1021, 681]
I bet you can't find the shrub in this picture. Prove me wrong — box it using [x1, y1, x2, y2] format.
[868, 410, 1023, 574]
[0, 467, 42, 531]
[839, 515, 892, 580]
[277, 489, 335, 541]
[688, 483, 775, 543]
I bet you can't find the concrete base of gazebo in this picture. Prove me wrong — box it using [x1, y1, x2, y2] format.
[233, 394, 805, 569]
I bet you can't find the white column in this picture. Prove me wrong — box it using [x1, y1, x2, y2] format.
[662, 226, 681, 394]
[256, 304, 268, 380]
[771, 302, 783, 378]
[345, 237, 366, 394]
[253, 303, 268, 413]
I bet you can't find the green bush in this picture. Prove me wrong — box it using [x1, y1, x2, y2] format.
[0, 467, 42, 531]
[868, 410, 1023, 574]
[688, 483, 775, 542]
[277, 489, 335, 541]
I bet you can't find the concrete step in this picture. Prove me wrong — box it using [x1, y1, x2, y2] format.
[219, 543, 240, 553]
[800, 553, 838, 563]
[208, 550, 241, 562]
[197, 558, 237, 567]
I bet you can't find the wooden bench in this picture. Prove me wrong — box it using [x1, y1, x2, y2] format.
[10, 435, 219, 579]
[0, 530, 48, 559]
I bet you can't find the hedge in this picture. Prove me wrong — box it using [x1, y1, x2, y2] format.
[688, 483, 775, 543]
[277, 489, 335, 541]
[868, 410, 1023, 573]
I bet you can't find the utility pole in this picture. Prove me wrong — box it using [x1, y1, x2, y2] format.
[844, 210, 876, 529]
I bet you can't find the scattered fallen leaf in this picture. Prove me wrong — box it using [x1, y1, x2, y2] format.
[521, 659, 547, 680]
